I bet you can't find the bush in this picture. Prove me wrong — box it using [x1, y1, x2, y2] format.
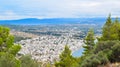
[19, 55, 40, 67]
[97, 51, 109, 64]
[81, 54, 100, 67]
[81, 52, 109, 67]
[0, 53, 20, 67]
[93, 40, 120, 62]
[93, 41, 117, 54]
[111, 43, 120, 62]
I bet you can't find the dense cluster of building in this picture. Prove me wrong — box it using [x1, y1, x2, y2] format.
[17, 35, 84, 63]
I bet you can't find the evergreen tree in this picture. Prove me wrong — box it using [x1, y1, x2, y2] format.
[114, 17, 120, 40]
[0, 26, 21, 67]
[79, 15, 120, 67]
[100, 14, 112, 40]
[55, 45, 79, 67]
[110, 17, 120, 40]
[100, 15, 120, 41]
[83, 29, 95, 55]
[0, 26, 21, 54]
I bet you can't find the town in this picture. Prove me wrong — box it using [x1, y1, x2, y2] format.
[5, 24, 101, 63]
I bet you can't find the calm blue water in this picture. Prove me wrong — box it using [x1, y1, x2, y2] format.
[72, 48, 84, 57]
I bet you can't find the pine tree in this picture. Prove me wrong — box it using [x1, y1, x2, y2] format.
[55, 45, 79, 67]
[110, 17, 120, 40]
[100, 15, 120, 41]
[0, 26, 21, 67]
[83, 29, 95, 55]
[79, 15, 120, 67]
[100, 14, 112, 40]
[0, 26, 21, 54]
[114, 17, 120, 40]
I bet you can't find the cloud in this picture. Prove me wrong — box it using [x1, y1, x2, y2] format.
[0, 10, 44, 20]
[0, 0, 120, 20]
[0, 11, 19, 20]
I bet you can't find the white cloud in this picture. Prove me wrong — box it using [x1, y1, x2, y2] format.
[0, 11, 44, 20]
[0, 0, 120, 20]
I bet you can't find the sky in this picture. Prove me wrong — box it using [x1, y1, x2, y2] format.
[0, 0, 120, 20]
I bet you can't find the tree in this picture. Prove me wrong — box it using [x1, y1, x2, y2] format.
[99, 15, 120, 41]
[0, 26, 42, 67]
[79, 15, 120, 67]
[93, 41, 115, 54]
[0, 26, 21, 67]
[83, 29, 95, 55]
[100, 14, 112, 41]
[8, 45, 21, 56]
[0, 26, 21, 54]
[108, 17, 120, 40]
[55, 45, 79, 67]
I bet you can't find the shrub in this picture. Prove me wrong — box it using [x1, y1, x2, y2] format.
[19, 55, 40, 67]
[111, 43, 120, 62]
[81, 52, 109, 67]
[0, 53, 20, 67]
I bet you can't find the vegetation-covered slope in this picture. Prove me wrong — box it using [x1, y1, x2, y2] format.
[56, 15, 120, 67]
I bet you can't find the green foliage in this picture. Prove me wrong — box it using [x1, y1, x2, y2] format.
[97, 51, 109, 64]
[0, 26, 21, 53]
[80, 51, 109, 67]
[111, 42, 120, 62]
[97, 15, 120, 63]
[100, 14, 112, 40]
[19, 55, 40, 67]
[0, 26, 21, 67]
[100, 15, 120, 41]
[0, 26, 10, 51]
[79, 15, 120, 67]
[55, 45, 79, 67]
[0, 26, 42, 67]
[45, 62, 51, 67]
[93, 40, 120, 62]
[93, 41, 116, 54]
[8, 45, 21, 56]
[0, 26, 21, 55]
[81, 40, 120, 66]
[83, 29, 95, 55]
[0, 53, 20, 67]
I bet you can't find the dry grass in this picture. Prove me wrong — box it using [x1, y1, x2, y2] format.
[98, 63, 120, 67]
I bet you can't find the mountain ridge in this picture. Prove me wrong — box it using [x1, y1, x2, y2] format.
[0, 18, 118, 25]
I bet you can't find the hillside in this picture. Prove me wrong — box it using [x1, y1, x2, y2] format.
[0, 18, 108, 25]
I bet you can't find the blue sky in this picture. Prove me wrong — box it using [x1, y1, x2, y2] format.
[0, 0, 120, 20]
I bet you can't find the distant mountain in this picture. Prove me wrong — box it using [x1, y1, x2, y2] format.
[0, 18, 117, 25]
